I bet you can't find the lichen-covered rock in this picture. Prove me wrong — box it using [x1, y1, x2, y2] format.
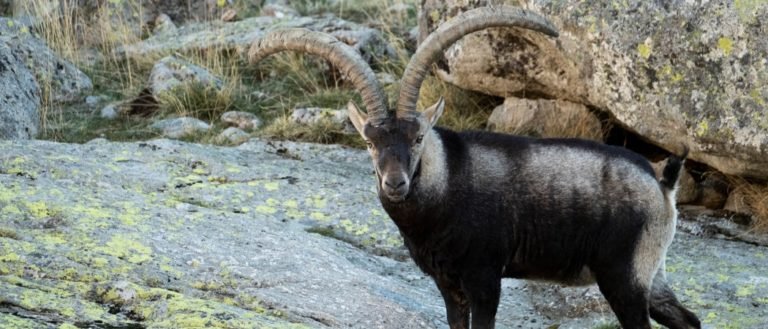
[215, 127, 250, 145]
[291, 107, 348, 125]
[149, 55, 223, 96]
[290, 107, 355, 134]
[150, 117, 211, 139]
[487, 97, 603, 140]
[260, 3, 299, 18]
[99, 103, 119, 120]
[0, 138, 766, 328]
[118, 14, 397, 66]
[0, 38, 40, 140]
[419, 0, 768, 180]
[220, 111, 262, 131]
[153, 13, 178, 35]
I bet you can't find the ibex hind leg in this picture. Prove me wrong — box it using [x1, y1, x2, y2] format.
[594, 265, 653, 329]
[649, 271, 701, 329]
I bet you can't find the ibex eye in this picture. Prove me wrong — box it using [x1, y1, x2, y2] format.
[415, 135, 424, 144]
[365, 141, 373, 149]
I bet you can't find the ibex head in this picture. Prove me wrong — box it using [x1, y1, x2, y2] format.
[249, 7, 558, 203]
[347, 98, 444, 202]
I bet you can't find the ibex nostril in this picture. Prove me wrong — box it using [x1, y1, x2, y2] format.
[385, 179, 406, 189]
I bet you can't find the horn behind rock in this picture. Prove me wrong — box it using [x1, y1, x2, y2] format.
[397, 6, 559, 117]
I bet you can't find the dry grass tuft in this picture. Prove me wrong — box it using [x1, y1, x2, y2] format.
[261, 116, 363, 147]
[416, 72, 500, 131]
[727, 177, 768, 233]
[25, 0, 493, 146]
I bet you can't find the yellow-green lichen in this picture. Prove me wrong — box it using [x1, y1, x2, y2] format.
[309, 212, 330, 221]
[735, 0, 762, 22]
[735, 284, 755, 297]
[263, 181, 280, 191]
[717, 37, 734, 56]
[25, 201, 51, 219]
[283, 200, 298, 208]
[311, 196, 327, 209]
[96, 235, 153, 264]
[0, 313, 42, 329]
[285, 209, 305, 219]
[695, 120, 709, 137]
[256, 205, 278, 215]
[637, 43, 652, 60]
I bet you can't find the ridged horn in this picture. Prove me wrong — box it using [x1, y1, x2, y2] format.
[397, 6, 559, 117]
[249, 28, 389, 122]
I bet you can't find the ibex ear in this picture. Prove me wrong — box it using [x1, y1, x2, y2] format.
[346, 101, 368, 136]
[422, 97, 445, 128]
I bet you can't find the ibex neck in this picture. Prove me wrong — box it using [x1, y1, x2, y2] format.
[415, 128, 449, 198]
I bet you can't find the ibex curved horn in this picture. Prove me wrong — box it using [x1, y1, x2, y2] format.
[249, 28, 389, 122]
[397, 6, 559, 118]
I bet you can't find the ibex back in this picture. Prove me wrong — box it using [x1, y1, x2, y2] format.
[249, 6, 700, 329]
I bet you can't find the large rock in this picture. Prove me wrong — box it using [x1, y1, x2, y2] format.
[150, 117, 211, 139]
[419, 0, 768, 179]
[0, 38, 40, 139]
[0, 138, 767, 328]
[149, 55, 223, 95]
[118, 14, 397, 66]
[0, 17, 93, 103]
[487, 97, 603, 140]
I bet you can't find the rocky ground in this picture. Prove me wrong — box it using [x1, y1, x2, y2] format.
[1, 138, 766, 328]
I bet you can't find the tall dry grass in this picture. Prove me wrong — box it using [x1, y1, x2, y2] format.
[23, 0, 573, 145]
[727, 177, 768, 233]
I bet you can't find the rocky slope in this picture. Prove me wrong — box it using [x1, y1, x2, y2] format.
[1, 138, 766, 328]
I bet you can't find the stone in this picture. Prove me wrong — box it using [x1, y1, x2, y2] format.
[220, 8, 238, 22]
[419, 0, 768, 180]
[376, 72, 397, 86]
[291, 107, 348, 126]
[215, 127, 250, 145]
[153, 13, 177, 35]
[85, 95, 102, 106]
[260, 4, 299, 19]
[0, 38, 40, 139]
[149, 55, 223, 96]
[1, 138, 766, 328]
[220, 111, 261, 131]
[487, 97, 603, 141]
[117, 14, 396, 66]
[100, 104, 119, 120]
[0, 17, 93, 103]
[150, 117, 211, 139]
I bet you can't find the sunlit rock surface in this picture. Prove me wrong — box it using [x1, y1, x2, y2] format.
[0, 138, 766, 328]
